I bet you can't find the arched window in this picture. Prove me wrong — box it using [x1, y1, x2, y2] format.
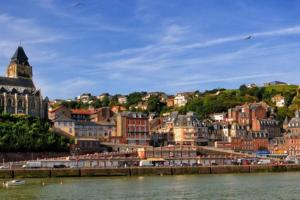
[30, 99, 35, 109]
[7, 98, 13, 107]
[18, 99, 23, 107]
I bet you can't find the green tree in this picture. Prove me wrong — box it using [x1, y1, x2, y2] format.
[0, 114, 70, 152]
[102, 96, 110, 107]
[127, 92, 144, 106]
[147, 95, 166, 114]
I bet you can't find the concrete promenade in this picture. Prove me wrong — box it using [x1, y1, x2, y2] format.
[1, 165, 300, 178]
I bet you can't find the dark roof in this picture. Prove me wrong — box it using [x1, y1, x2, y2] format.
[0, 87, 7, 93]
[0, 77, 35, 88]
[11, 46, 29, 65]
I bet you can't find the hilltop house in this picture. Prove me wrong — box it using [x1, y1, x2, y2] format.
[271, 95, 285, 107]
[118, 96, 127, 104]
[174, 92, 193, 107]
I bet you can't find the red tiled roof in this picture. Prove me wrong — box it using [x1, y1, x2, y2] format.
[71, 109, 94, 115]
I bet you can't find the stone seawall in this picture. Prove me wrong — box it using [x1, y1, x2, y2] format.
[0, 165, 299, 178]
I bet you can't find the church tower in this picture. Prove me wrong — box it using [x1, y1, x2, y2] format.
[0, 46, 48, 119]
[6, 46, 33, 79]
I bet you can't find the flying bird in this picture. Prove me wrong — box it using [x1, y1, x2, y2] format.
[73, 1, 84, 7]
[245, 36, 252, 40]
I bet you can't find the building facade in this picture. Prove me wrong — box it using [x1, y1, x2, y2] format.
[115, 112, 150, 145]
[174, 93, 189, 107]
[54, 119, 113, 141]
[287, 110, 300, 134]
[118, 96, 127, 104]
[271, 95, 285, 107]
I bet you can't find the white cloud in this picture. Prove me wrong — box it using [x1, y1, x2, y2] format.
[98, 24, 300, 59]
[169, 73, 285, 87]
[87, 24, 300, 75]
[0, 13, 70, 60]
[160, 24, 189, 44]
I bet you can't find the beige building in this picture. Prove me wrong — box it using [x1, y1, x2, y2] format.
[172, 112, 204, 145]
[54, 119, 114, 141]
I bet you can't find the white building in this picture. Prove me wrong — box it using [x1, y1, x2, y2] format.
[271, 95, 285, 107]
[118, 96, 127, 104]
[77, 93, 93, 104]
[174, 93, 190, 107]
[210, 113, 227, 122]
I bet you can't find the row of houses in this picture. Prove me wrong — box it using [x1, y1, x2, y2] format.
[49, 106, 115, 151]
[49, 101, 300, 156]
[74, 92, 195, 108]
[212, 103, 300, 157]
[74, 90, 287, 111]
[272, 110, 300, 157]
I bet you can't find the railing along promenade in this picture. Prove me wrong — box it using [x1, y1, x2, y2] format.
[0, 164, 300, 179]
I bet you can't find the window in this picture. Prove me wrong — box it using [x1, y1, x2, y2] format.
[7, 98, 13, 107]
[18, 99, 23, 107]
[30, 100, 35, 109]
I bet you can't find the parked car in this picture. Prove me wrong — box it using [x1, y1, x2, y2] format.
[285, 160, 295, 164]
[53, 164, 67, 168]
[257, 159, 271, 165]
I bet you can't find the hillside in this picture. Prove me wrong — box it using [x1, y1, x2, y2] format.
[184, 84, 299, 122]
[53, 84, 300, 123]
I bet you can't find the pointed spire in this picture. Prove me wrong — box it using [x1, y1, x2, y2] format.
[283, 116, 289, 124]
[296, 110, 300, 118]
[11, 46, 29, 65]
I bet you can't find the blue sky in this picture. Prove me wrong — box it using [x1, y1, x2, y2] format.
[0, 0, 300, 99]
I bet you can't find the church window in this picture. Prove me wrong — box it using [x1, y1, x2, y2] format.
[18, 99, 23, 107]
[7, 98, 13, 107]
[31, 100, 35, 109]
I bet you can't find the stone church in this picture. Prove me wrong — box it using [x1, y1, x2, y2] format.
[0, 46, 48, 119]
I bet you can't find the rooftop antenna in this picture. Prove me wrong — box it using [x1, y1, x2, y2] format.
[19, 40, 22, 46]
